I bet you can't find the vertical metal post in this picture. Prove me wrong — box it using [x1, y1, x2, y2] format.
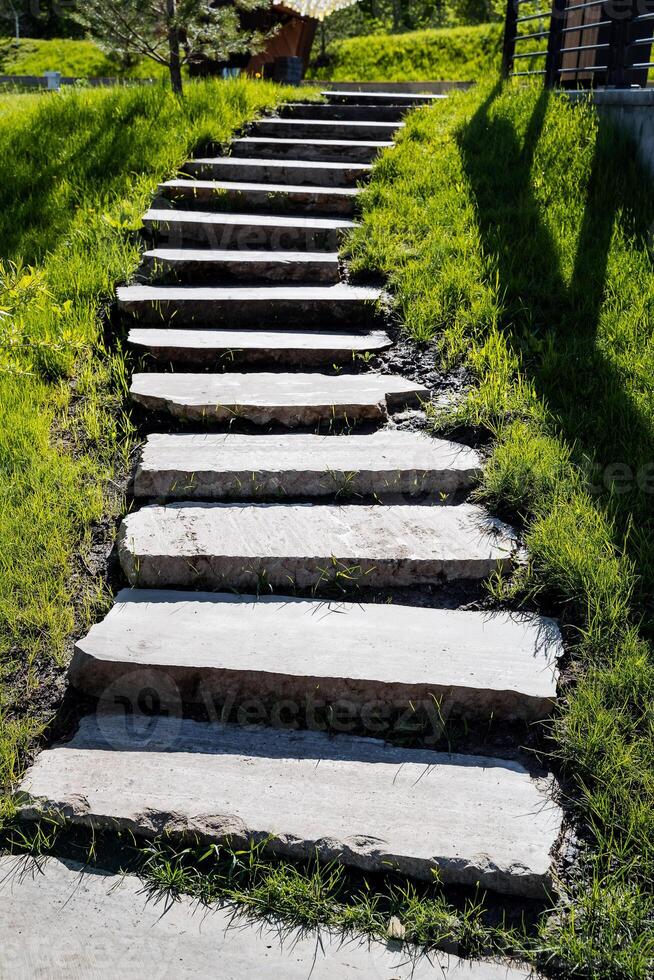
[629, 0, 654, 87]
[502, 0, 518, 78]
[545, 0, 567, 86]
[606, 0, 636, 87]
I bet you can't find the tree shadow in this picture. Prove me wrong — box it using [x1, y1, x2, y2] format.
[0, 96, 157, 263]
[457, 82, 654, 602]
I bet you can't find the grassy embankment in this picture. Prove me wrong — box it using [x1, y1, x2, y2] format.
[0, 36, 163, 78]
[0, 77, 301, 816]
[308, 22, 502, 81]
[345, 82, 654, 979]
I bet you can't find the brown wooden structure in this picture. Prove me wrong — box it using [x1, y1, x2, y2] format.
[248, 4, 318, 75]
[502, 0, 654, 87]
[189, 1, 341, 80]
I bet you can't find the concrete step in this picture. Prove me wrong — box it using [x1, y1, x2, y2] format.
[141, 247, 340, 285]
[129, 371, 427, 425]
[230, 137, 392, 163]
[183, 157, 372, 187]
[0, 855, 537, 980]
[128, 326, 391, 368]
[323, 89, 446, 106]
[141, 208, 356, 250]
[117, 284, 381, 328]
[117, 501, 517, 590]
[70, 589, 560, 722]
[279, 102, 407, 122]
[17, 714, 561, 898]
[134, 429, 482, 499]
[157, 179, 360, 217]
[250, 118, 402, 141]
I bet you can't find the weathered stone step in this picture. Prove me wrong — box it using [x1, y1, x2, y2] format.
[117, 501, 516, 589]
[134, 429, 482, 499]
[323, 89, 446, 106]
[70, 589, 560, 722]
[183, 156, 372, 187]
[0, 855, 537, 980]
[158, 179, 360, 217]
[141, 247, 340, 284]
[251, 118, 402, 141]
[128, 326, 391, 368]
[279, 102, 407, 122]
[231, 136, 392, 163]
[141, 208, 356, 250]
[130, 372, 426, 425]
[117, 284, 381, 328]
[17, 714, 561, 898]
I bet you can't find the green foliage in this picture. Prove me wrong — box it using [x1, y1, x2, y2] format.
[347, 81, 654, 978]
[308, 22, 502, 81]
[71, 0, 273, 93]
[318, 0, 501, 50]
[0, 77, 301, 812]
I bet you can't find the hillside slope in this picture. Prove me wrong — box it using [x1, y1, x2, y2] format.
[308, 23, 502, 81]
[0, 37, 161, 78]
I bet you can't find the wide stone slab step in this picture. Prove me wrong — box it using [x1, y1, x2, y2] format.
[141, 247, 340, 284]
[128, 326, 391, 367]
[158, 178, 359, 217]
[129, 372, 426, 425]
[117, 284, 381, 328]
[250, 118, 402, 141]
[279, 102, 408, 122]
[134, 429, 482, 498]
[141, 207, 356, 250]
[323, 89, 446, 106]
[117, 501, 517, 589]
[17, 715, 561, 898]
[183, 155, 372, 186]
[70, 589, 560, 722]
[230, 136, 393, 163]
[0, 855, 537, 980]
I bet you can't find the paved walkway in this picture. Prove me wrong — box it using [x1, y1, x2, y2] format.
[0, 855, 536, 979]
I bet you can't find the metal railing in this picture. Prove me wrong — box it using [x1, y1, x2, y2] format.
[502, 0, 654, 86]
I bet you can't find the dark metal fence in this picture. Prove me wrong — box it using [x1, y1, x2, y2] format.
[502, 0, 654, 86]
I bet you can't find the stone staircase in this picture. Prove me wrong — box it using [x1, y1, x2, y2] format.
[16, 90, 564, 908]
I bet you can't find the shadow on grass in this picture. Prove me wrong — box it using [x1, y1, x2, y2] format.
[0, 97, 154, 263]
[457, 82, 654, 606]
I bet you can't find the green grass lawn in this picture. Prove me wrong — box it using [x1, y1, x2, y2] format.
[345, 81, 654, 979]
[0, 77, 303, 815]
[308, 23, 502, 81]
[0, 36, 163, 78]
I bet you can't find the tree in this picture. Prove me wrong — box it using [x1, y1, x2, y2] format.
[71, 0, 273, 96]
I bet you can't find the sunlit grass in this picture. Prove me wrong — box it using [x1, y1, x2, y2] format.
[308, 22, 502, 82]
[0, 35, 165, 79]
